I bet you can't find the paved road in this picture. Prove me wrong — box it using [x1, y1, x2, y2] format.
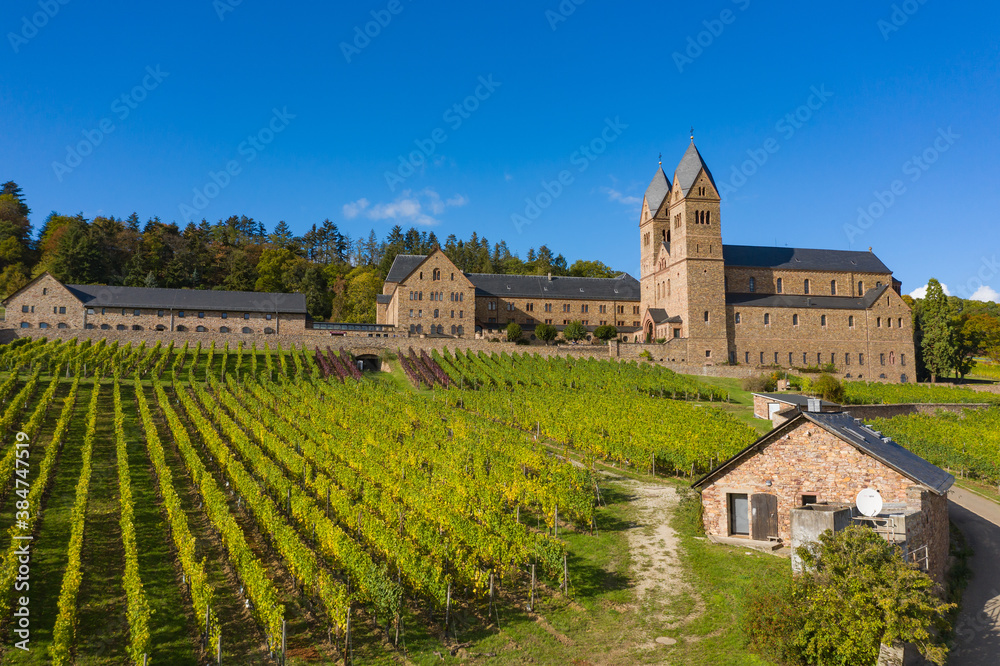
[947, 487, 1000, 666]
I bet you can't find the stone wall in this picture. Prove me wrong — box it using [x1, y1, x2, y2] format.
[699, 420, 941, 545]
[903, 487, 949, 585]
[382, 250, 477, 337]
[843, 403, 993, 420]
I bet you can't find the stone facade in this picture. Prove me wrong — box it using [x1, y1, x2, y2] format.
[3, 273, 306, 337]
[379, 249, 477, 337]
[698, 416, 950, 583]
[638, 142, 916, 382]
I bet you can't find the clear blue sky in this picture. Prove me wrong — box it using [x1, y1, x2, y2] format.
[2, 1, 998, 300]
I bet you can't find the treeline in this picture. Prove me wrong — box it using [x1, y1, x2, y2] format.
[904, 279, 1000, 381]
[0, 181, 621, 323]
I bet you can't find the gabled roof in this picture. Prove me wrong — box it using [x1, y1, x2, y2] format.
[752, 393, 839, 409]
[376, 294, 392, 304]
[722, 245, 892, 274]
[644, 167, 671, 216]
[692, 411, 954, 496]
[385, 254, 429, 283]
[673, 141, 717, 196]
[65, 284, 307, 313]
[469, 273, 641, 301]
[726, 283, 892, 310]
[647, 308, 681, 324]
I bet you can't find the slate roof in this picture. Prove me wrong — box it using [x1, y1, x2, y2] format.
[469, 273, 641, 301]
[376, 294, 393, 304]
[726, 284, 891, 310]
[803, 411, 955, 495]
[647, 308, 682, 324]
[752, 393, 839, 409]
[65, 284, 307, 313]
[723, 245, 892, 273]
[385, 254, 429, 283]
[644, 167, 671, 215]
[673, 141, 717, 195]
[693, 410, 955, 495]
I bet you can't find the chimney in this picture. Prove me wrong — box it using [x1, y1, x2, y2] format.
[807, 398, 822, 412]
[547, 272, 552, 281]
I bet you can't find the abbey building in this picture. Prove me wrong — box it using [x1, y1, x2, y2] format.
[377, 140, 915, 381]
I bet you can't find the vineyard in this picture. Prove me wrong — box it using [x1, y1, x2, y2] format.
[842, 381, 1000, 406]
[872, 409, 1000, 485]
[0, 338, 620, 664]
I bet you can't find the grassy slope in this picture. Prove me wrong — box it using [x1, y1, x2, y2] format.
[684, 375, 773, 435]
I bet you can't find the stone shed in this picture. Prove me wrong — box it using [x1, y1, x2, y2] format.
[692, 410, 954, 584]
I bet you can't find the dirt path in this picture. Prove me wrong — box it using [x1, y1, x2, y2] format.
[948, 486, 1000, 666]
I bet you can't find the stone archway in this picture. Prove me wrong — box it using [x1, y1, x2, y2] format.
[645, 321, 653, 344]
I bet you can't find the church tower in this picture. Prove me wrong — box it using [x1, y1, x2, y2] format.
[639, 164, 671, 315]
[641, 138, 729, 360]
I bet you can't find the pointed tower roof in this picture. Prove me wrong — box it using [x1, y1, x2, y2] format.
[643, 166, 671, 216]
[673, 140, 717, 196]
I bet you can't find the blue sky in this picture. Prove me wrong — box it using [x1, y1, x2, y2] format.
[2, 1, 998, 300]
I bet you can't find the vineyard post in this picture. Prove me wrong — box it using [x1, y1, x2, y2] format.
[282, 619, 287, 665]
[217, 630, 222, 664]
[554, 506, 558, 537]
[563, 553, 569, 595]
[445, 582, 451, 639]
[205, 605, 211, 647]
[529, 564, 535, 612]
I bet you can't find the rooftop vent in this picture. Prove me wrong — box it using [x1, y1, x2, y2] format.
[806, 398, 822, 412]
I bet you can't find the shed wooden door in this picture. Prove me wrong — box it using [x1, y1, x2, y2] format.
[750, 493, 778, 540]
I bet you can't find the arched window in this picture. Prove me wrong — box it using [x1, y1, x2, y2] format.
[821, 315, 827, 327]
[433, 268, 441, 281]
[57, 323, 68, 329]
[890, 352, 896, 365]
[792, 314, 799, 326]
[849, 315, 855, 328]
[38, 322, 49, 329]
[706, 210, 711, 224]
[456, 325, 464, 336]
[132, 325, 143, 331]
[100, 324, 110, 330]
[264, 327, 275, 334]
[858, 281, 864, 295]
[155, 325, 166, 331]
[220, 326, 229, 333]
[176, 325, 186, 332]
[415, 324, 422, 334]
[19, 322, 29, 329]
[196, 326, 207, 332]
[451, 325, 457, 335]
[242, 327, 253, 334]
[804, 279, 810, 295]
[749, 277, 756, 293]
[830, 280, 837, 295]
[776, 278, 783, 294]
[764, 313, 771, 326]
[115, 324, 126, 331]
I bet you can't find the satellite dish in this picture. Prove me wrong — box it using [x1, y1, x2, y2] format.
[855, 488, 883, 517]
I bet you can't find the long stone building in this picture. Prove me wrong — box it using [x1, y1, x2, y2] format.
[376, 140, 916, 381]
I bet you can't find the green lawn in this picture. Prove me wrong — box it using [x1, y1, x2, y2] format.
[684, 375, 773, 435]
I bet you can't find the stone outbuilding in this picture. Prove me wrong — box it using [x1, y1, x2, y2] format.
[692, 410, 954, 584]
[751, 392, 840, 421]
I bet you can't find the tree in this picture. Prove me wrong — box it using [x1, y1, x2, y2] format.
[505, 322, 522, 342]
[568, 259, 617, 278]
[792, 526, 953, 665]
[254, 247, 300, 293]
[1, 182, 30, 218]
[302, 265, 331, 321]
[963, 313, 1000, 365]
[535, 323, 558, 345]
[593, 324, 618, 343]
[562, 320, 587, 342]
[920, 279, 958, 382]
[811, 374, 844, 402]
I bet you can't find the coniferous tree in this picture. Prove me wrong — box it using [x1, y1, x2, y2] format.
[920, 279, 957, 382]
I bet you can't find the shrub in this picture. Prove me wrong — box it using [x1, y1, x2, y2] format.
[505, 322, 522, 342]
[655, 337, 667, 344]
[821, 362, 837, 374]
[811, 374, 844, 402]
[741, 579, 805, 665]
[639, 350, 653, 361]
[593, 324, 618, 342]
[562, 320, 587, 342]
[535, 323, 558, 345]
[514, 338, 530, 346]
[742, 373, 778, 393]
